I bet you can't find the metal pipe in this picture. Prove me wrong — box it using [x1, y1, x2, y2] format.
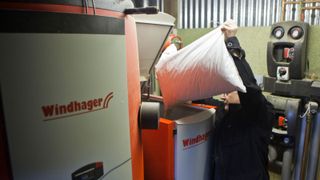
[285, 0, 320, 5]
[298, 102, 319, 180]
[306, 112, 320, 180]
[300, 109, 313, 180]
[282, 148, 293, 180]
[282, 0, 320, 21]
[293, 115, 307, 180]
[302, 6, 320, 10]
[83, 0, 88, 14]
[282, 0, 286, 21]
[92, 0, 96, 15]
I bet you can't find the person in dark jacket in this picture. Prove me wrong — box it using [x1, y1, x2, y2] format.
[196, 20, 274, 180]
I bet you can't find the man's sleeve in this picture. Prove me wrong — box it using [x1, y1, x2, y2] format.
[225, 37, 264, 108]
[225, 36, 274, 130]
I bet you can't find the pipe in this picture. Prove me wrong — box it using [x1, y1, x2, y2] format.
[282, 0, 320, 21]
[300, 108, 313, 180]
[282, 149, 293, 180]
[306, 112, 320, 180]
[285, 0, 320, 4]
[293, 115, 307, 180]
[301, 6, 320, 10]
[83, 0, 88, 14]
[92, 0, 96, 15]
[282, 0, 286, 21]
[300, 7, 320, 21]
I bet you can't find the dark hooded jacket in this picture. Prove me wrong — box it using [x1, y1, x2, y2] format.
[212, 37, 274, 180]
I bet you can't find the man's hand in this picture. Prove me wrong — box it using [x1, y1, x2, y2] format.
[221, 91, 240, 105]
[221, 19, 238, 39]
[220, 91, 240, 111]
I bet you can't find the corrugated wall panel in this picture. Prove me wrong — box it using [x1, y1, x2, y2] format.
[207, 0, 212, 27]
[212, 0, 219, 26]
[178, 0, 320, 29]
[316, 3, 320, 24]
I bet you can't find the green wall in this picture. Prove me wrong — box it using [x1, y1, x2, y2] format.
[177, 26, 320, 79]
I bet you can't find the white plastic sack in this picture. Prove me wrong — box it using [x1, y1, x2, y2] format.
[155, 27, 246, 109]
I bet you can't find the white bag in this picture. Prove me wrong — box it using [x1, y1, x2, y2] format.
[155, 27, 246, 109]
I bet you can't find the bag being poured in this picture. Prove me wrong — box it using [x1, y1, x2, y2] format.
[155, 26, 246, 109]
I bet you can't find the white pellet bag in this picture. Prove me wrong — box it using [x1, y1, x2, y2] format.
[155, 27, 246, 109]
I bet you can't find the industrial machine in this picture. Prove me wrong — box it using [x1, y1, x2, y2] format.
[0, 1, 170, 179]
[141, 97, 215, 180]
[132, 12, 216, 180]
[267, 21, 309, 81]
[264, 21, 320, 180]
[0, 1, 216, 180]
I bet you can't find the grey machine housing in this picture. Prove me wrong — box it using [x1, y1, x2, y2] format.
[267, 21, 309, 80]
[263, 21, 320, 99]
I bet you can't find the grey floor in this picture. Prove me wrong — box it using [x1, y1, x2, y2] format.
[269, 171, 281, 180]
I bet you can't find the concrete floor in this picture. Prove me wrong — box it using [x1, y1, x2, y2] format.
[269, 171, 281, 180]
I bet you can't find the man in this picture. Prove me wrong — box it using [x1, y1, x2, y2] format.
[212, 20, 274, 180]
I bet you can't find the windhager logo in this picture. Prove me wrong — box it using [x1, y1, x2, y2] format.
[42, 92, 113, 121]
[182, 131, 210, 150]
